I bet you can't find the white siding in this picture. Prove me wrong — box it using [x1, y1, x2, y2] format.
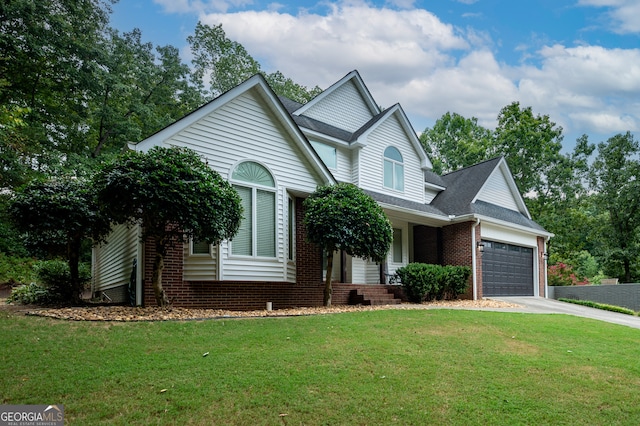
[481, 223, 538, 247]
[92, 223, 138, 292]
[477, 168, 520, 211]
[335, 145, 354, 183]
[302, 81, 374, 132]
[350, 257, 380, 284]
[358, 115, 425, 203]
[425, 188, 440, 204]
[183, 244, 218, 281]
[161, 91, 322, 282]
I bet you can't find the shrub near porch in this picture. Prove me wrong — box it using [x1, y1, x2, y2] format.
[395, 263, 471, 302]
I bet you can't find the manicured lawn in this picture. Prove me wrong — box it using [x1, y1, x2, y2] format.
[1, 309, 640, 425]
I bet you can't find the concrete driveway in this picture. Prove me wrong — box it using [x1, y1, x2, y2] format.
[491, 296, 640, 330]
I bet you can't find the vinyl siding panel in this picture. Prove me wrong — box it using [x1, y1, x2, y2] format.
[481, 223, 538, 247]
[183, 245, 218, 281]
[350, 257, 380, 284]
[359, 116, 425, 203]
[92, 223, 138, 291]
[303, 81, 374, 132]
[159, 91, 320, 282]
[477, 168, 520, 211]
[425, 188, 440, 203]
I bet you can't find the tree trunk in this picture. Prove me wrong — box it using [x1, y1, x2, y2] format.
[67, 237, 82, 304]
[624, 259, 631, 284]
[152, 239, 171, 307]
[324, 250, 334, 307]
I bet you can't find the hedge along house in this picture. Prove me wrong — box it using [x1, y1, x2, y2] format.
[92, 70, 553, 309]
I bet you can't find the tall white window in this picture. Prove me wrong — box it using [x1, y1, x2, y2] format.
[231, 161, 276, 258]
[287, 196, 295, 261]
[392, 228, 403, 263]
[384, 146, 404, 191]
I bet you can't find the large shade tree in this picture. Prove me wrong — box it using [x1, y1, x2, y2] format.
[303, 183, 393, 306]
[9, 177, 112, 301]
[589, 132, 640, 282]
[94, 146, 243, 306]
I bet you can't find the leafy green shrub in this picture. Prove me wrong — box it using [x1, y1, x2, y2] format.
[7, 282, 55, 305]
[0, 253, 37, 285]
[558, 298, 637, 316]
[34, 259, 91, 301]
[396, 263, 470, 303]
[439, 265, 472, 299]
[396, 263, 440, 302]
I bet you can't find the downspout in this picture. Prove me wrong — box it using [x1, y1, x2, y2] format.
[136, 224, 144, 307]
[471, 218, 480, 300]
[544, 236, 550, 299]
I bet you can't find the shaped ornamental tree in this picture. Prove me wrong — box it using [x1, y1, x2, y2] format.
[303, 183, 393, 306]
[94, 146, 243, 306]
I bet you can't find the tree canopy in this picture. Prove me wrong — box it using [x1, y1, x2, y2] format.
[94, 146, 243, 306]
[303, 183, 392, 306]
[589, 132, 640, 282]
[9, 177, 112, 301]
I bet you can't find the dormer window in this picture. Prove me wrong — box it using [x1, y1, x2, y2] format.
[384, 146, 404, 191]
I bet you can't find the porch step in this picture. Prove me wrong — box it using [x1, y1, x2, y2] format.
[349, 288, 401, 306]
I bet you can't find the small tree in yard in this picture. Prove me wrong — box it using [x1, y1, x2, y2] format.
[303, 183, 392, 306]
[94, 146, 242, 306]
[9, 177, 112, 302]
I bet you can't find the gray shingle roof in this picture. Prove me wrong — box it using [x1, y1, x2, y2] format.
[472, 201, 547, 231]
[279, 94, 547, 234]
[431, 157, 502, 215]
[362, 189, 448, 218]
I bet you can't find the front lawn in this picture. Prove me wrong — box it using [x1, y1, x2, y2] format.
[1, 309, 639, 425]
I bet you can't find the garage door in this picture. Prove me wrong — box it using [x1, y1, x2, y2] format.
[482, 240, 534, 296]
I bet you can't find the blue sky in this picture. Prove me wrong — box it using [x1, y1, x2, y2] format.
[110, 0, 640, 151]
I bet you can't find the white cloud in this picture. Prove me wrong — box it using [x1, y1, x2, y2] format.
[190, 1, 639, 140]
[578, 0, 640, 34]
[200, 3, 469, 89]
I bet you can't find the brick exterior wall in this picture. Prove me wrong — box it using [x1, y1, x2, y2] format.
[413, 225, 440, 264]
[138, 198, 404, 309]
[441, 221, 476, 300]
[537, 236, 546, 297]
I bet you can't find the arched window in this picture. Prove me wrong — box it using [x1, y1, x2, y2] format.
[383, 146, 404, 191]
[231, 161, 276, 257]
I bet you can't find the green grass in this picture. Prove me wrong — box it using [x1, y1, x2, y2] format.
[1, 309, 640, 425]
[559, 297, 638, 316]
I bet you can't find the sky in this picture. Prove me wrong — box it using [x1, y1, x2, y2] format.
[110, 0, 640, 152]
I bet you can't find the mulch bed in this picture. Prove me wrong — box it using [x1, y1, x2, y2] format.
[1, 299, 521, 322]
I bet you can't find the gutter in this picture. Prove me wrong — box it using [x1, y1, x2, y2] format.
[471, 218, 480, 301]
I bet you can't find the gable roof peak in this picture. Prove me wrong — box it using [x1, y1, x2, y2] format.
[293, 69, 380, 118]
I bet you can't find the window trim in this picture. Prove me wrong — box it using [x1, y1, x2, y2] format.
[383, 146, 404, 192]
[229, 161, 278, 259]
[190, 239, 212, 257]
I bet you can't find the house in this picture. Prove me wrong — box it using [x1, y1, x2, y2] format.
[92, 70, 553, 309]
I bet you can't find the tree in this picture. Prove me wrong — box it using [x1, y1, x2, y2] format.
[188, 22, 322, 103]
[0, 0, 113, 164]
[188, 22, 261, 100]
[265, 71, 323, 104]
[303, 183, 393, 306]
[87, 29, 203, 157]
[589, 132, 640, 282]
[419, 112, 493, 174]
[9, 177, 112, 301]
[94, 146, 243, 306]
